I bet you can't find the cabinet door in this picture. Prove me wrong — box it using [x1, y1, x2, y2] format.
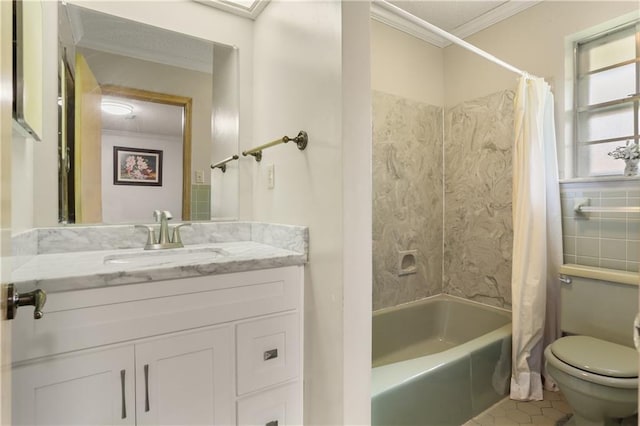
[12, 346, 135, 425]
[135, 326, 233, 426]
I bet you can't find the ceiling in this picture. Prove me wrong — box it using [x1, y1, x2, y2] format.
[64, 3, 215, 74]
[101, 96, 184, 139]
[61, 4, 201, 139]
[390, 1, 509, 31]
[194, 0, 541, 48]
[373, 0, 542, 47]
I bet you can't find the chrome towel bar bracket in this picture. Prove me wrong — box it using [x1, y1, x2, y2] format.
[211, 155, 239, 173]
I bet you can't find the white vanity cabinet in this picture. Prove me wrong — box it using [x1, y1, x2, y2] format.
[11, 266, 304, 426]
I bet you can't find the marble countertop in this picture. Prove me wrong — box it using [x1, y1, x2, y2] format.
[13, 241, 306, 293]
[11, 222, 308, 293]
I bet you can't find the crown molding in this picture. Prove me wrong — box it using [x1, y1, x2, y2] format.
[454, 1, 542, 41]
[371, 2, 447, 48]
[371, 1, 542, 48]
[192, 0, 270, 20]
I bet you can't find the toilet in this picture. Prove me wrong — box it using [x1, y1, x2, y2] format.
[544, 273, 638, 426]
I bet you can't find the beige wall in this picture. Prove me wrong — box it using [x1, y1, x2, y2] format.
[371, 20, 444, 106]
[12, 0, 57, 231]
[443, 1, 638, 177]
[443, 1, 638, 106]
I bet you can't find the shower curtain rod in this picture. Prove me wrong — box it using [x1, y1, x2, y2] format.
[375, 0, 532, 78]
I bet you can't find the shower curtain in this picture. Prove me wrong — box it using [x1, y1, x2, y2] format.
[510, 76, 563, 401]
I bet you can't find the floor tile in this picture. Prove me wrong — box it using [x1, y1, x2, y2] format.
[465, 392, 569, 426]
[530, 414, 556, 425]
[550, 400, 572, 414]
[490, 416, 520, 426]
[517, 402, 543, 416]
[541, 407, 566, 420]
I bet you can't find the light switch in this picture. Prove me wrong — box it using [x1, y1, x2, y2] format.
[195, 170, 204, 184]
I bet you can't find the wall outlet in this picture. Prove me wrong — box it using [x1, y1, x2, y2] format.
[267, 164, 275, 189]
[195, 170, 204, 184]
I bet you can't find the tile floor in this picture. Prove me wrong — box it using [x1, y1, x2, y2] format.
[462, 390, 573, 426]
[463, 390, 639, 426]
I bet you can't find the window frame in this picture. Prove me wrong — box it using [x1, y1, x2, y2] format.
[572, 21, 640, 178]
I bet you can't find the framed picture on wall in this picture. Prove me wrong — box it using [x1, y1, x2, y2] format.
[113, 146, 163, 186]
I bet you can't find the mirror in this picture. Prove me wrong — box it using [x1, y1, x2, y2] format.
[58, 2, 239, 224]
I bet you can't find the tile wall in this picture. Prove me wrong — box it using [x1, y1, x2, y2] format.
[191, 184, 211, 220]
[372, 91, 443, 311]
[561, 187, 639, 272]
[443, 90, 515, 309]
[372, 88, 636, 313]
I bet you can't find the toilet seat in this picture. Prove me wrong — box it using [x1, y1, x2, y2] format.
[550, 336, 638, 378]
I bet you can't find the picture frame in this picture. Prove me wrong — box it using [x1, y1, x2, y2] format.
[113, 146, 163, 186]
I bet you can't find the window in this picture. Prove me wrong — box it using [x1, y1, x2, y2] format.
[574, 22, 639, 177]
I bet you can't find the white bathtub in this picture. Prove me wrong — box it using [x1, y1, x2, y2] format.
[372, 294, 512, 426]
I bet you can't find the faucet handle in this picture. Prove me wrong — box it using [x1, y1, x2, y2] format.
[171, 223, 191, 246]
[135, 224, 157, 248]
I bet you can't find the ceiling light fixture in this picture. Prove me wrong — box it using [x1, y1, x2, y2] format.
[101, 100, 133, 115]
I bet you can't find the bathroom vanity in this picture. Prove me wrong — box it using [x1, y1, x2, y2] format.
[10, 222, 307, 426]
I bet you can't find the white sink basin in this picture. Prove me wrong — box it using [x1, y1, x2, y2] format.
[104, 247, 228, 266]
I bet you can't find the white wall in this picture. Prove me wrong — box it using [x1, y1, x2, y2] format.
[80, 49, 213, 185]
[341, 3, 373, 423]
[211, 44, 239, 219]
[252, 1, 371, 424]
[101, 130, 183, 223]
[371, 19, 444, 106]
[252, 2, 343, 422]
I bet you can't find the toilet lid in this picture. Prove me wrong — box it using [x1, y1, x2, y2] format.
[550, 336, 638, 378]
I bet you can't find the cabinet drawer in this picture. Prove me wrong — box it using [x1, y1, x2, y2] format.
[236, 313, 300, 395]
[236, 382, 302, 426]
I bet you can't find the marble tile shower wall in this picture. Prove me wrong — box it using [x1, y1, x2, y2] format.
[561, 189, 639, 272]
[443, 91, 515, 309]
[372, 91, 443, 311]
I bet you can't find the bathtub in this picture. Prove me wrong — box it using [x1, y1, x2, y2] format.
[372, 295, 512, 426]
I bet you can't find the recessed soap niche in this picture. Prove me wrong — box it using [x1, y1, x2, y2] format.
[398, 249, 418, 276]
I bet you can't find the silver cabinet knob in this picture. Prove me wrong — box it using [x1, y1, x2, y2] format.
[6, 284, 47, 320]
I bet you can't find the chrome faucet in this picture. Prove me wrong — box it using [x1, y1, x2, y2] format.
[154, 210, 172, 245]
[135, 210, 190, 250]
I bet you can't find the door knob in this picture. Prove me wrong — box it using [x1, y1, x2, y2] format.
[6, 284, 47, 320]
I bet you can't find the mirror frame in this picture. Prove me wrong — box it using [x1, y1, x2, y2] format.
[100, 84, 193, 220]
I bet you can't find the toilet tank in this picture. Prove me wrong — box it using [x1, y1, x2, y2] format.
[561, 273, 638, 348]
